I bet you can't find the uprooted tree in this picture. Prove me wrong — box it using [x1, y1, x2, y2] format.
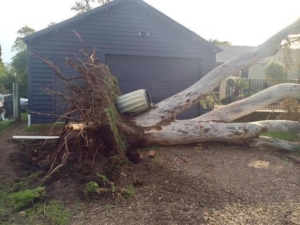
[33, 18, 300, 177]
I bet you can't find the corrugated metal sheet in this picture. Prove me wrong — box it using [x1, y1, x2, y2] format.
[106, 54, 202, 119]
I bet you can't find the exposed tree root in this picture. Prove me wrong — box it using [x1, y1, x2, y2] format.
[32, 45, 141, 178]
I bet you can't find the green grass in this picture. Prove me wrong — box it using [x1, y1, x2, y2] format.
[0, 113, 29, 135]
[263, 132, 300, 142]
[25, 123, 64, 134]
[8, 187, 45, 210]
[27, 200, 72, 225]
[0, 120, 15, 135]
[0, 182, 8, 218]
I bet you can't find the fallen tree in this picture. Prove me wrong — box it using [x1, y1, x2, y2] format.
[33, 18, 300, 176]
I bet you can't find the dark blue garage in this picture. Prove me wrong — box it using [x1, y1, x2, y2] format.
[24, 0, 221, 123]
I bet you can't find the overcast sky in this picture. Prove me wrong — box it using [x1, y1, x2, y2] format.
[0, 0, 299, 63]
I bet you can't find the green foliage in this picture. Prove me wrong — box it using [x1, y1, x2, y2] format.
[97, 173, 109, 183]
[8, 25, 35, 97]
[71, 0, 112, 14]
[0, 120, 14, 136]
[83, 181, 100, 195]
[0, 44, 3, 66]
[27, 200, 72, 225]
[0, 183, 8, 218]
[48, 22, 56, 27]
[209, 39, 231, 45]
[122, 185, 135, 199]
[0, 63, 17, 94]
[264, 61, 287, 80]
[8, 187, 45, 210]
[199, 92, 220, 109]
[10, 50, 28, 97]
[11, 26, 35, 52]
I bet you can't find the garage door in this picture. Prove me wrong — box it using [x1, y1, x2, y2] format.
[105, 55, 202, 119]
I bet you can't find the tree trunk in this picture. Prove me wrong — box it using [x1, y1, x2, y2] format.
[133, 17, 300, 127]
[33, 18, 300, 176]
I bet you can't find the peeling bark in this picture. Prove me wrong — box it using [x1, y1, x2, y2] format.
[251, 136, 300, 151]
[143, 120, 300, 146]
[199, 84, 300, 122]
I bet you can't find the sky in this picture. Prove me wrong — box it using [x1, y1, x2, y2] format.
[0, 0, 300, 63]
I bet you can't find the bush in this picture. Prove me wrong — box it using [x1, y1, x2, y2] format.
[264, 61, 287, 80]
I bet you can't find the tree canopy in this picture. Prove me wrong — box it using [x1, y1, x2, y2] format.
[264, 61, 287, 80]
[11, 26, 35, 52]
[71, 0, 112, 14]
[0, 44, 3, 66]
[1, 25, 36, 96]
[209, 39, 231, 45]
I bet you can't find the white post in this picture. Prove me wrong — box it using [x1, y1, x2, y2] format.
[28, 114, 31, 127]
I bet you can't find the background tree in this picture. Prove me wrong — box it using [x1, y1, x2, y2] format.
[11, 26, 35, 52]
[264, 61, 287, 80]
[0, 45, 13, 93]
[48, 22, 56, 27]
[209, 39, 231, 45]
[10, 51, 28, 97]
[0, 44, 3, 66]
[0, 64, 16, 94]
[9, 26, 35, 97]
[71, 0, 112, 14]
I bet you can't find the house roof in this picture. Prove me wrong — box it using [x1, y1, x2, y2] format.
[216, 44, 279, 64]
[24, 0, 221, 53]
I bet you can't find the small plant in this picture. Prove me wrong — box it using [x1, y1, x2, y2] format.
[199, 91, 220, 109]
[83, 181, 100, 196]
[8, 187, 45, 210]
[105, 203, 114, 210]
[97, 173, 109, 184]
[122, 185, 135, 199]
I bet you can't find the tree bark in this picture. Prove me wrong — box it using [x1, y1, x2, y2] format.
[250, 136, 300, 151]
[198, 83, 300, 122]
[143, 120, 300, 146]
[130, 17, 300, 151]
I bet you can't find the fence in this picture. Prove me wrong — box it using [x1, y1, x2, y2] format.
[223, 78, 299, 111]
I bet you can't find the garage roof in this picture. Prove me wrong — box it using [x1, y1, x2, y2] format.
[24, 0, 221, 53]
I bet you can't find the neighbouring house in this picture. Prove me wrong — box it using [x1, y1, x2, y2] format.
[216, 44, 300, 80]
[216, 44, 300, 101]
[24, 0, 221, 124]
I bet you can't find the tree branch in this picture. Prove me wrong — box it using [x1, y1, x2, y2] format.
[250, 136, 300, 151]
[143, 119, 300, 146]
[198, 83, 300, 122]
[134, 17, 300, 127]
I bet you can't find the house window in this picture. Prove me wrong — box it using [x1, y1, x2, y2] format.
[240, 67, 249, 78]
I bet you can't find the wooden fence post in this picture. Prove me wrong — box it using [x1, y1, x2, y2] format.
[13, 83, 20, 122]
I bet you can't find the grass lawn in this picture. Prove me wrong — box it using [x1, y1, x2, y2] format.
[263, 132, 300, 142]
